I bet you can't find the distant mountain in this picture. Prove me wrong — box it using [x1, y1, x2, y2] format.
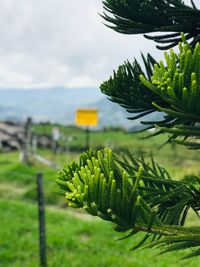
[0, 87, 163, 129]
[0, 87, 102, 123]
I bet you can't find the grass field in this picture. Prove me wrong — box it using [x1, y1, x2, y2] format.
[1, 128, 200, 267]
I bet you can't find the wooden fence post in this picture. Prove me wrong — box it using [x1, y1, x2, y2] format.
[37, 172, 47, 267]
[21, 117, 32, 164]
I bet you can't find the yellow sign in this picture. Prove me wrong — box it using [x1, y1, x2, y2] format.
[76, 109, 98, 126]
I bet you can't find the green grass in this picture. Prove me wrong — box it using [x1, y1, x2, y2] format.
[0, 151, 64, 206]
[33, 124, 200, 178]
[1, 127, 200, 266]
[1, 199, 200, 267]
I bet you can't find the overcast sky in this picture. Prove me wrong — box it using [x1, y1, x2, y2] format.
[0, 0, 195, 89]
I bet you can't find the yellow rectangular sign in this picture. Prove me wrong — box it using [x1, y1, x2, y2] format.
[76, 109, 98, 126]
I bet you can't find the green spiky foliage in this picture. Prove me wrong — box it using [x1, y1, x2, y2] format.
[101, 39, 200, 148]
[100, 54, 169, 130]
[57, 0, 200, 260]
[139, 40, 200, 147]
[102, 0, 200, 49]
[100, 52, 183, 131]
[140, 41, 200, 120]
[100, 54, 158, 121]
[56, 148, 200, 258]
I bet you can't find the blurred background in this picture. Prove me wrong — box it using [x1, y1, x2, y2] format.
[1, 1, 200, 267]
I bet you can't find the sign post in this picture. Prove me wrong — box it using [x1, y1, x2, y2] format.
[86, 126, 89, 150]
[75, 109, 98, 150]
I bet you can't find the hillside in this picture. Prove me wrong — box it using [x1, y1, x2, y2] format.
[0, 87, 102, 123]
[0, 87, 163, 129]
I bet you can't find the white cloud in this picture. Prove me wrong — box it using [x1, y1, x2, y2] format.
[0, 0, 176, 89]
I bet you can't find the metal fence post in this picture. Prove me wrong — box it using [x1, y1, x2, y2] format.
[37, 172, 47, 267]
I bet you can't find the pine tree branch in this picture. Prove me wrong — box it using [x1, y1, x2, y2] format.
[101, 0, 200, 49]
[115, 149, 200, 225]
[100, 54, 175, 130]
[138, 41, 200, 145]
[101, 41, 200, 147]
[56, 147, 200, 258]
